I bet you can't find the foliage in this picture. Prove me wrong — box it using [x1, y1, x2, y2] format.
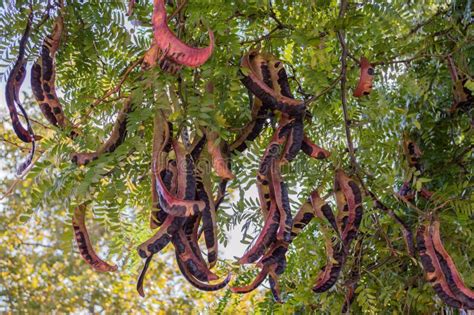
[0, 0, 473, 313]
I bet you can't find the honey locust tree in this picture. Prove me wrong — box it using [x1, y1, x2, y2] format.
[0, 0, 472, 313]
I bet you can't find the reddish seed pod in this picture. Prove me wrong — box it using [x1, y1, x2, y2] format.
[152, 0, 214, 68]
[72, 204, 118, 273]
[353, 57, 374, 97]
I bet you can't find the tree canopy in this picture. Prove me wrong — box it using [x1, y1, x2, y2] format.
[0, 0, 473, 313]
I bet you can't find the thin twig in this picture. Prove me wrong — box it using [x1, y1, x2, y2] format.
[169, 0, 188, 21]
[0, 137, 44, 153]
[0, 152, 44, 201]
[240, 26, 283, 45]
[305, 74, 342, 106]
[82, 56, 143, 119]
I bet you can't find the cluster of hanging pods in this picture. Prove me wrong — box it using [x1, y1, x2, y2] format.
[3, 0, 472, 309]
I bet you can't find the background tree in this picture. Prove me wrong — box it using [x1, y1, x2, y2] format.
[0, 0, 472, 313]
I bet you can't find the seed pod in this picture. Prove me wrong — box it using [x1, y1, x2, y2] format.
[152, 0, 214, 68]
[240, 52, 305, 118]
[416, 223, 463, 308]
[238, 202, 280, 264]
[313, 233, 345, 293]
[269, 159, 292, 243]
[195, 160, 219, 267]
[430, 220, 474, 309]
[310, 190, 338, 234]
[172, 228, 218, 282]
[334, 170, 363, 246]
[5, 11, 37, 144]
[175, 254, 232, 291]
[301, 135, 331, 160]
[72, 204, 117, 272]
[71, 99, 133, 165]
[31, 15, 74, 133]
[353, 57, 374, 97]
[153, 141, 206, 217]
[231, 266, 270, 294]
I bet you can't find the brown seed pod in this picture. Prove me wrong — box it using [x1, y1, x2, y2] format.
[301, 135, 331, 160]
[152, 0, 214, 68]
[172, 228, 218, 282]
[312, 231, 345, 293]
[152, 140, 206, 218]
[430, 220, 474, 309]
[238, 202, 280, 265]
[175, 253, 231, 291]
[334, 170, 363, 246]
[240, 51, 305, 117]
[353, 57, 375, 97]
[71, 99, 132, 165]
[416, 223, 463, 308]
[72, 204, 117, 272]
[31, 15, 74, 133]
[195, 160, 219, 267]
[5, 11, 37, 144]
[311, 195, 345, 293]
[231, 266, 270, 294]
[269, 159, 292, 243]
[150, 160, 177, 229]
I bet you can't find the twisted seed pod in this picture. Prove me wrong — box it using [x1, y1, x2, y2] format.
[31, 15, 74, 133]
[430, 221, 474, 309]
[71, 99, 132, 165]
[416, 223, 463, 308]
[240, 52, 305, 117]
[72, 204, 117, 272]
[152, 0, 214, 68]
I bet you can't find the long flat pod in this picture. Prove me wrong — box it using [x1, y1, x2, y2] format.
[257, 118, 293, 216]
[334, 170, 363, 245]
[231, 266, 270, 294]
[31, 14, 73, 132]
[138, 114, 181, 258]
[416, 224, 462, 308]
[72, 204, 117, 272]
[5, 10, 37, 144]
[72, 98, 133, 165]
[268, 159, 292, 242]
[5, 10, 39, 174]
[238, 195, 317, 299]
[152, 0, 214, 68]
[430, 221, 474, 309]
[195, 157, 219, 267]
[240, 52, 304, 117]
[238, 202, 280, 264]
[174, 254, 231, 291]
[310, 190, 338, 234]
[150, 160, 177, 229]
[312, 229, 345, 293]
[153, 140, 206, 217]
[150, 117, 174, 229]
[173, 228, 218, 282]
[311, 195, 345, 293]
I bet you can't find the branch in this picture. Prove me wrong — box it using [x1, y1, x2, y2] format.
[304, 74, 342, 106]
[336, 0, 357, 170]
[83, 56, 143, 118]
[240, 26, 283, 45]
